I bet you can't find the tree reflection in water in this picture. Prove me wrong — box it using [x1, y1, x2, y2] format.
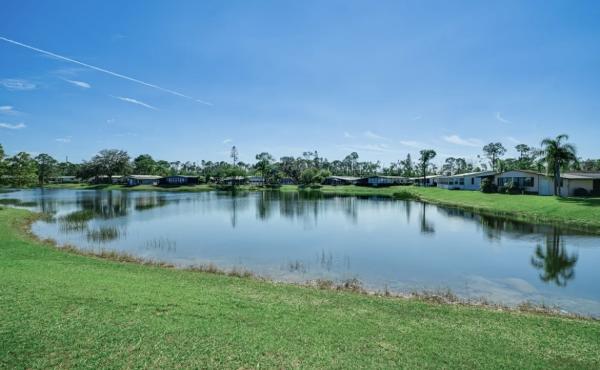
[531, 229, 578, 287]
[419, 203, 435, 234]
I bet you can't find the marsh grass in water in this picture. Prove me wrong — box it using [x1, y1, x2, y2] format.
[86, 226, 122, 243]
[145, 237, 177, 251]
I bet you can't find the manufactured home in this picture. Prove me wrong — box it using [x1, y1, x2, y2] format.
[158, 175, 200, 186]
[247, 176, 265, 186]
[280, 177, 296, 185]
[495, 170, 554, 195]
[322, 176, 359, 186]
[49, 176, 79, 184]
[126, 175, 162, 186]
[356, 175, 411, 187]
[437, 171, 497, 191]
[220, 176, 247, 186]
[411, 175, 441, 187]
[88, 175, 124, 184]
[494, 170, 600, 196]
[560, 172, 600, 196]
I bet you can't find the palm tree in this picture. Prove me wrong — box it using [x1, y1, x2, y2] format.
[540, 134, 577, 196]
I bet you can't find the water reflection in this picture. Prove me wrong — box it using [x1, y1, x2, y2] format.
[2, 188, 599, 316]
[531, 230, 578, 287]
[419, 203, 435, 235]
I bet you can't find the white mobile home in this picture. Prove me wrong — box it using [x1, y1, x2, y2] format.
[495, 170, 600, 196]
[495, 170, 554, 195]
[437, 171, 497, 191]
[410, 175, 441, 187]
[560, 172, 600, 196]
[356, 175, 412, 187]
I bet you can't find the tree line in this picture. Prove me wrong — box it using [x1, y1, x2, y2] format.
[0, 134, 597, 188]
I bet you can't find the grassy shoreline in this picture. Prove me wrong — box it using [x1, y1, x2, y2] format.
[7, 183, 600, 232]
[1, 207, 599, 368]
[317, 185, 600, 233]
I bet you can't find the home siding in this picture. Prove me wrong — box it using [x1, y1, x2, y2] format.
[563, 179, 594, 196]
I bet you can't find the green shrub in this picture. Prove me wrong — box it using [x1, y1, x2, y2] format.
[480, 178, 497, 193]
[573, 188, 589, 197]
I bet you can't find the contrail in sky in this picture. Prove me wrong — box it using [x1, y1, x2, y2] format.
[0, 35, 212, 106]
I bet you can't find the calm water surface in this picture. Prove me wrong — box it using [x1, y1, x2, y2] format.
[2, 188, 599, 316]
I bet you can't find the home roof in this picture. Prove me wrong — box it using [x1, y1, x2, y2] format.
[163, 175, 198, 179]
[497, 170, 546, 176]
[365, 175, 408, 179]
[562, 172, 600, 180]
[326, 176, 360, 181]
[409, 175, 441, 180]
[128, 175, 162, 180]
[438, 171, 497, 178]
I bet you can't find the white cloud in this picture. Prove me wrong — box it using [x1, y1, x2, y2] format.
[364, 130, 388, 141]
[506, 136, 520, 144]
[412, 115, 422, 121]
[0, 122, 26, 129]
[495, 112, 511, 124]
[112, 96, 157, 110]
[399, 140, 424, 149]
[223, 138, 233, 144]
[55, 137, 71, 143]
[64, 79, 91, 89]
[0, 36, 211, 105]
[0, 78, 36, 91]
[443, 135, 482, 147]
[106, 118, 116, 124]
[0, 105, 17, 114]
[343, 131, 354, 139]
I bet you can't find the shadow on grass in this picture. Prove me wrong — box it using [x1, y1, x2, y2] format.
[557, 196, 600, 207]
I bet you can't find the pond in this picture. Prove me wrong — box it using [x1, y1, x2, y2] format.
[2, 188, 599, 316]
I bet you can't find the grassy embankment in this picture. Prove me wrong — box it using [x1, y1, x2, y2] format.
[1, 206, 600, 368]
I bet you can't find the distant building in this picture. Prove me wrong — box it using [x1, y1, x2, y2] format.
[158, 175, 200, 186]
[356, 175, 411, 187]
[126, 175, 162, 186]
[49, 176, 79, 184]
[247, 176, 265, 186]
[280, 177, 296, 185]
[437, 171, 497, 191]
[322, 176, 360, 186]
[411, 175, 440, 187]
[88, 175, 124, 184]
[220, 176, 247, 186]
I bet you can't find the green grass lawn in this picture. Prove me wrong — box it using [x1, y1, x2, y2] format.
[1, 207, 599, 369]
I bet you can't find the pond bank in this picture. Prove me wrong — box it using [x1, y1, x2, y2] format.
[1, 206, 599, 368]
[8, 183, 600, 232]
[316, 185, 600, 233]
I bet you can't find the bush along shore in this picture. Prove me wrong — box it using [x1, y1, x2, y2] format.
[1, 206, 600, 368]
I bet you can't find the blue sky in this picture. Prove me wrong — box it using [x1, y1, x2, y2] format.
[1, 1, 599, 165]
